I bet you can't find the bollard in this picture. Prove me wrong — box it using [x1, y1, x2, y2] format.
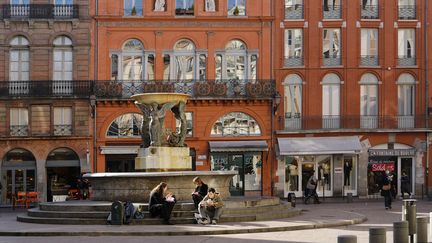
[416, 217, 429, 243]
[393, 221, 409, 243]
[347, 192, 353, 203]
[402, 199, 417, 235]
[338, 235, 357, 243]
[369, 228, 386, 243]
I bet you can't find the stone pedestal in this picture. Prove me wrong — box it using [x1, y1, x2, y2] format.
[135, 146, 192, 172]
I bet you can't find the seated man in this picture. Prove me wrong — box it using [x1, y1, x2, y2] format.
[196, 188, 223, 225]
[191, 177, 208, 209]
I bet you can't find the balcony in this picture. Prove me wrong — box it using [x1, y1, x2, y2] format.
[360, 55, 379, 66]
[175, 8, 194, 16]
[398, 5, 416, 20]
[323, 5, 341, 19]
[10, 125, 28, 136]
[2, 4, 79, 19]
[53, 124, 72, 136]
[398, 56, 416, 66]
[95, 79, 275, 99]
[285, 4, 303, 19]
[281, 115, 429, 131]
[361, 5, 379, 19]
[284, 56, 304, 67]
[323, 55, 342, 66]
[0, 81, 92, 98]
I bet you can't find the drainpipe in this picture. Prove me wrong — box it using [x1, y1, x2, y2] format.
[424, 0, 430, 199]
[269, 0, 275, 196]
[93, 0, 99, 173]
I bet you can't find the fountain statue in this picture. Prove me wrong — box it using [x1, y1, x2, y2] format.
[83, 93, 236, 202]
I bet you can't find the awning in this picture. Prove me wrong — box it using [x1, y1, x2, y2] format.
[100, 146, 140, 155]
[277, 136, 362, 155]
[46, 160, 80, 168]
[209, 141, 268, 152]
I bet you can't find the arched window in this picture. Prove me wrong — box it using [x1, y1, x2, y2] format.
[111, 39, 154, 81]
[53, 36, 73, 80]
[397, 73, 415, 128]
[107, 113, 143, 138]
[163, 39, 206, 81]
[322, 73, 341, 128]
[9, 36, 29, 82]
[215, 40, 257, 81]
[211, 112, 261, 136]
[284, 74, 302, 130]
[360, 73, 379, 128]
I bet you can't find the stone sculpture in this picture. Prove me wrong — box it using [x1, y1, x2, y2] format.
[154, 0, 165, 11]
[205, 0, 216, 11]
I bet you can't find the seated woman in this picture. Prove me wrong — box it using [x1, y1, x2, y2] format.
[191, 177, 208, 209]
[196, 188, 224, 225]
[148, 182, 176, 225]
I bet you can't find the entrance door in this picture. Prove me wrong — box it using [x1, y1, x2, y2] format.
[5, 169, 35, 205]
[398, 157, 414, 196]
[301, 162, 315, 195]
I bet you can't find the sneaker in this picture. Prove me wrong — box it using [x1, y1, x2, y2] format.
[197, 218, 209, 225]
[211, 220, 217, 225]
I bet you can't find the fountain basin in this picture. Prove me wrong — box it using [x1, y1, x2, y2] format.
[83, 171, 237, 202]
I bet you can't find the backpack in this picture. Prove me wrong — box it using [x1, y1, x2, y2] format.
[123, 201, 135, 224]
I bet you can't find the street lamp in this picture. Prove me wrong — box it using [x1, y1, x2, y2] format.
[274, 92, 281, 115]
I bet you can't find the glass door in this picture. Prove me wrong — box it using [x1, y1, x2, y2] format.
[398, 157, 414, 196]
[301, 161, 315, 195]
[316, 155, 333, 197]
[5, 169, 35, 204]
[229, 154, 244, 196]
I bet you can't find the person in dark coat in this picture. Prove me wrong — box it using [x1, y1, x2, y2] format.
[149, 182, 176, 225]
[400, 171, 411, 199]
[381, 171, 392, 210]
[191, 177, 208, 209]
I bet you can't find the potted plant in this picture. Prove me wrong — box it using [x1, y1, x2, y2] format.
[233, 6, 239, 15]
[131, 6, 137, 16]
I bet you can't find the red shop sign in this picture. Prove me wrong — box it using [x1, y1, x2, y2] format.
[371, 163, 395, 172]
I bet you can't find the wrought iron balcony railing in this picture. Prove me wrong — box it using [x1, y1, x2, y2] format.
[284, 56, 304, 67]
[285, 4, 303, 19]
[10, 125, 28, 136]
[398, 56, 416, 66]
[2, 4, 79, 19]
[323, 55, 342, 66]
[175, 8, 194, 16]
[53, 124, 72, 136]
[323, 5, 341, 19]
[360, 55, 379, 66]
[361, 5, 379, 19]
[398, 5, 416, 20]
[281, 115, 429, 131]
[0, 80, 276, 100]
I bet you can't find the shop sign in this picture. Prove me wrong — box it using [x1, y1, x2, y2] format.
[198, 155, 207, 160]
[368, 149, 416, 156]
[370, 163, 395, 172]
[196, 161, 204, 166]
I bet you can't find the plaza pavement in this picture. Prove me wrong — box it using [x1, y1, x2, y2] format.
[0, 198, 431, 243]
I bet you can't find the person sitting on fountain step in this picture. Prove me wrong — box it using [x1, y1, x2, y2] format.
[195, 188, 224, 225]
[149, 182, 176, 225]
[191, 177, 208, 209]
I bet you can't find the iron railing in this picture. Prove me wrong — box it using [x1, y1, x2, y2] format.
[281, 115, 430, 131]
[284, 56, 304, 67]
[0, 80, 276, 99]
[53, 124, 72, 136]
[175, 8, 194, 16]
[10, 125, 28, 136]
[2, 4, 79, 19]
[360, 55, 379, 66]
[323, 55, 342, 66]
[361, 5, 379, 19]
[323, 5, 342, 19]
[398, 5, 416, 20]
[285, 4, 303, 19]
[398, 56, 416, 66]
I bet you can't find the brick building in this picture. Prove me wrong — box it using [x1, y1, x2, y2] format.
[93, 0, 275, 196]
[273, 0, 432, 198]
[0, 0, 93, 204]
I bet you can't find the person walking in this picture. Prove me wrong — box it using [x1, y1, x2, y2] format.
[149, 182, 176, 225]
[195, 188, 224, 225]
[304, 170, 320, 204]
[381, 171, 392, 210]
[400, 171, 411, 199]
[191, 177, 208, 209]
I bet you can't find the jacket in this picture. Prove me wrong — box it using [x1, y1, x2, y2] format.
[201, 193, 224, 208]
[194, 183, 208, 197]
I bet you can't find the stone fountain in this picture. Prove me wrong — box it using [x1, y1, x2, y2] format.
[84, 93, 236, 202]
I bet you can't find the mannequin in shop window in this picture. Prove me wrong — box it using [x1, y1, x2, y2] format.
[344, 159, 352, 186]
[288, 161, 298, 191]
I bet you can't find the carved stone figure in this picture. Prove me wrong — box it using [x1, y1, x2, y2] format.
[154, 0, 165, 11]
[205, 0, 216, 12]
[171, 101, 187, 147]
[135, 103, 151, 148]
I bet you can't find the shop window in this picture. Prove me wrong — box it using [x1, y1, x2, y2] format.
[368, 156, 396, 195]
[124, 0, 143, 16]
[211, 112, 261, 136]
[343, 156, 357, 193]
[107, 113, 143, 138]
[228, 0, 245, 16]
[176, 112, 193, 137]
[285, 156, 299, 192]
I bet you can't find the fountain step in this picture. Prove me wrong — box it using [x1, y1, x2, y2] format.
[39, 201, 195, 212]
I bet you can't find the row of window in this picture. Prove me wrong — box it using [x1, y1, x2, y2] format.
[285, 0, 416, 20]
[110, 38, 257, 81]
[107, 112, 261, 138]
[7, 0, 77, 19]
[284, 73, 416, 130]
[8, 107, 72, 137]
[284, 28, 415, 67]
[9, 35, 73, 81]
[124, 0, 245, 16]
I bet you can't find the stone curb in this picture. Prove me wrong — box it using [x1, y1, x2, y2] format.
[0, 212, 367, 237]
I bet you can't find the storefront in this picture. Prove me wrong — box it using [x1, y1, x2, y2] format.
[277, 136, 362, 198]
[367, 143, 416, 197]
[209, 141, 268, 197]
